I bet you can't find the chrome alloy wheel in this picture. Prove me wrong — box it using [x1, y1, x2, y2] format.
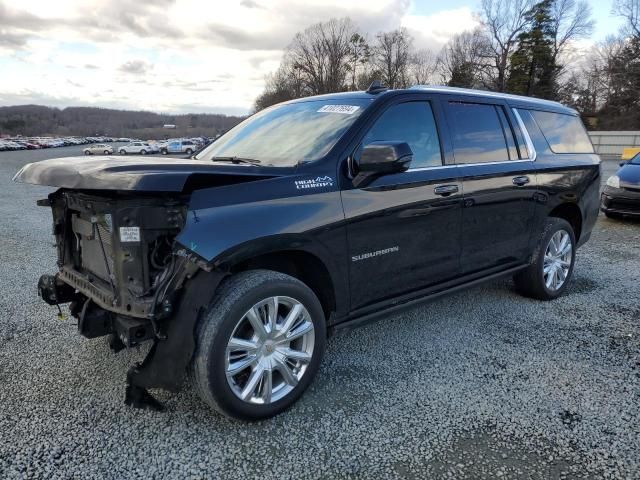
[225, 296, 315, 405]
[543, 229, 573, 291]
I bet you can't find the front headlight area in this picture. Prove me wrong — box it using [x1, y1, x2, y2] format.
[606, 175, 620, 189]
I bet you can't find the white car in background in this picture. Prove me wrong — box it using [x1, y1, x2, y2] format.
[118, 142, 155, 155]
[83, 144, 114, 155]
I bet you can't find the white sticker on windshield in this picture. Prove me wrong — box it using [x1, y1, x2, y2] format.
[119, 226, 140, 243]
[317, 105, 360, 114]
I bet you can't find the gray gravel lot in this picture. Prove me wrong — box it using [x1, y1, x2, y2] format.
[0, 147, 638, 479]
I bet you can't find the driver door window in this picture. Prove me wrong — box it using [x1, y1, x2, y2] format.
[361, 101, 443, 169]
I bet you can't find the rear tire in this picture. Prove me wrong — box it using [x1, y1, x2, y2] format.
[185, 148, 193, 155]
[84, 150, 91, 155]
[119, 149, 126, 155]
[513, 217, 576, 300]
[140, 149, 147, 155]
[103, 150, 110, 155]
[604, 211, 622, 220]
[190, 270, 326, 420]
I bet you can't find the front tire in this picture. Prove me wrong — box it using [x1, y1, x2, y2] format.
[185, 148, 193, 155]
[514, 217, 576, 300]
[161, 148, 168, 155]
[119, 149, 126, 155]
[84, 150, 91, 155]
[140, 149, 147, 155]
[604, 211, 622, 220]
[103, 150, 110, 155]
[190, 270, 326, 420]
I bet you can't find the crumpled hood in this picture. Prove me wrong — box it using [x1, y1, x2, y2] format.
[13, 156, 276, 192]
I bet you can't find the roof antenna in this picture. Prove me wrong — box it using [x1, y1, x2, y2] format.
[366, 80, 388, 94]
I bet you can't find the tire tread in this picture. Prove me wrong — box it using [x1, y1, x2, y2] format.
[189, 269, 325, 419]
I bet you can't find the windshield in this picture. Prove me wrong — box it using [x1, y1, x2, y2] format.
[631, 152, 640, 165]
[195, 98, 372, 166]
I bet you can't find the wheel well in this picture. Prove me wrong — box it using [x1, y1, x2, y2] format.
[549, 203, 582, 241]
[231, 250, 336, 319]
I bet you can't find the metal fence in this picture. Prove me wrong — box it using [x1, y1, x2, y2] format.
[589, 131, 640, 159]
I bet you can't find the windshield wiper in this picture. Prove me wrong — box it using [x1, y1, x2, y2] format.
[210, 156, 261, 165]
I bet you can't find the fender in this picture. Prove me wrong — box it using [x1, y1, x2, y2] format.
[176, 173, 349, 315]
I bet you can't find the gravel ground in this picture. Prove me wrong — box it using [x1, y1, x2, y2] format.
[0, 147, 638, 479]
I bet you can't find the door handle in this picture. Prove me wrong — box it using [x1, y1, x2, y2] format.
[512, 175, 530, 186]
[434, 184, 459, 196]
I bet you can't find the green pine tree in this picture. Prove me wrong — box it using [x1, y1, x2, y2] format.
[506, 0, 560, 99]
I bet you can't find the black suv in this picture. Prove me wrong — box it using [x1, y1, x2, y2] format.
[14, 85, 600, 420]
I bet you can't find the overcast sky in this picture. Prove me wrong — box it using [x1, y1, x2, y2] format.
[0, 0, 626, 115]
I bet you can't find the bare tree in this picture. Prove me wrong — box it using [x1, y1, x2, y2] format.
[347, 33, 371, 90]
[407, 48, 437, 85]
[480, 0, 535, 91]
[253, 56, 305, 112]
[613, 0, 640, 36]
[550, 0, 595, 61]
[438, 29, 491, 88]
[288, 18, 355, 95]
[372, 28, 413, 88]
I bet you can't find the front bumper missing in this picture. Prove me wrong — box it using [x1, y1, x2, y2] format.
[39, 263, 223, 411]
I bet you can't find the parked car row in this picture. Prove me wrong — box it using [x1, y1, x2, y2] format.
[1, 135, 213, 153]
[0, 136, 121, 151]
[84, 137, 211, 156]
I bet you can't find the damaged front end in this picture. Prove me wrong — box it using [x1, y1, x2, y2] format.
[38, 189, 223, 410]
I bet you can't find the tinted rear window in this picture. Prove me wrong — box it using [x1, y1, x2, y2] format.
[528, 110, 593, 154]
[447, 102, 511, 164]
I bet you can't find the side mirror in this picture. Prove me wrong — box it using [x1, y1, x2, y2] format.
[353, 141, 413, 187]
[620, 161, 627, 167]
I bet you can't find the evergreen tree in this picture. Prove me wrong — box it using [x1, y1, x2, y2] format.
[506, 0, 560, 99]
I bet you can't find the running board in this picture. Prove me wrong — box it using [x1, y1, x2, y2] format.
[332, 264, 527, 335]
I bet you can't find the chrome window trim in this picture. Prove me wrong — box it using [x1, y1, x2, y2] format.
[408, 163, 457, 172]
[455, 159, 533, 167]
[372, 106, 538, 174]
[407, 158, 534, 172]
[512, 108, 537, 161]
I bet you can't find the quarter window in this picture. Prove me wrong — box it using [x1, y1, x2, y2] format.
[528, 110, 594, 154]
[448, 102, 514, 164]
[362, 101, 442, 169]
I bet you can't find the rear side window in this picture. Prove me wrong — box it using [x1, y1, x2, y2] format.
[528, 110, 593, 154]
[447, 102, 513, 164]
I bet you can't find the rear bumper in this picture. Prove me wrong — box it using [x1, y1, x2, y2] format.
[601, 186, 640, 216]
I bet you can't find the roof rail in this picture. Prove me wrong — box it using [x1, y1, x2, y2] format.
[410, 85, 567, 108]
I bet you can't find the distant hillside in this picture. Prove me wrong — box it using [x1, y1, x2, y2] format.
[0, 105, 245, 138]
